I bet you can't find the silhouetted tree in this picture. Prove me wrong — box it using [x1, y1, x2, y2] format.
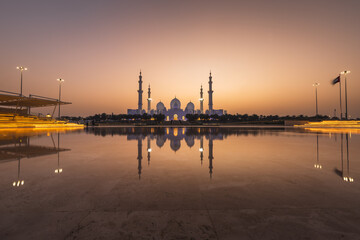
[154, 114, 165, 123]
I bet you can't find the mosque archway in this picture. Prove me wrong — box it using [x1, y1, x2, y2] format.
[173, 114, 178, 120]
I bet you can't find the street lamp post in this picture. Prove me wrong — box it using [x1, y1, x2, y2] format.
[16, 66, 27, 96]
[313, 83, 320, 117]
[340, 71, 350, 120]
[57, 78, 64, 119]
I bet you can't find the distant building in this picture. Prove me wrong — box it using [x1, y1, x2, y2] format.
[127, 71, 225, 119]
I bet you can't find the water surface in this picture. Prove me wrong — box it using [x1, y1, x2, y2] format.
[1, 127, 359, 239]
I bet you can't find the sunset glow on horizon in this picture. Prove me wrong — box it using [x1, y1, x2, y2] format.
[1, 0, 359, 117]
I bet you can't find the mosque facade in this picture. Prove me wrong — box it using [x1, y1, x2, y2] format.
[127, 71, 225, 120]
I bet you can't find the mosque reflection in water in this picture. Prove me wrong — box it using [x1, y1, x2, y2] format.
[86, 127, 355, 183]
[0, 128, 356, 187]
[0, 130, 71, 187]
[88, 127, 226, 179]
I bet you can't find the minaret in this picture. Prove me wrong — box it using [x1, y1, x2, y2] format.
[200, 85, 204, 114]
[137, 138, 142, 180]
[147, 84, 151, 114]
[208, 71, 213, 114]
[137, 71, 143, 114]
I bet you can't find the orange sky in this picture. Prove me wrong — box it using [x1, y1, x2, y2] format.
[1, 0, 359, 117]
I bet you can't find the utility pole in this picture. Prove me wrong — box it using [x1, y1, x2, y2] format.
[313, 83, 320, 116]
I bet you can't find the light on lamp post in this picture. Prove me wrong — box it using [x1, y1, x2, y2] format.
[57, 78, 64, 119]
[16, 66, 27, 96]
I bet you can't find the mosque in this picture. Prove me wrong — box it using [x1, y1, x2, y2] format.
[127, 71, 225, 120]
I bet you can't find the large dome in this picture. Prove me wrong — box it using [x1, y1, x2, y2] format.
[156, 101, 165, 111]
[185, 101, 195, 111]
[170, 97, 181, 109]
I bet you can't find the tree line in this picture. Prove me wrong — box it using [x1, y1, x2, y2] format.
[63, 113, 334, 124]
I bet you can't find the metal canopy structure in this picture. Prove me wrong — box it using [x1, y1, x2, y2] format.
[0, 145, 70, 162]
[0, 134, 70, 162]
[0, 90, 71, 108]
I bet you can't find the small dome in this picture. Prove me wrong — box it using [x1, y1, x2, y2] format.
[170, 97, 181, 109]
[170, 140, 181, 152]
[156, 101, 165, 111]
[185, 101, 195, 111]
[156, 136, 166, 148]
[185, 135, 195, 148]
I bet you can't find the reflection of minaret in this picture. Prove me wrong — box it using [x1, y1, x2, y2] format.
[147, 136, 151, 166]
[199, 136, 204, 165]
[147, 84, 151, 114]
[208, 138, 214, 179]
[138, 71, 143, 113]
[200, 85, 204, 114]
[137, 138, 142, 179]
[314, 133, 322, 169]
[208, 71, 213, 114]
